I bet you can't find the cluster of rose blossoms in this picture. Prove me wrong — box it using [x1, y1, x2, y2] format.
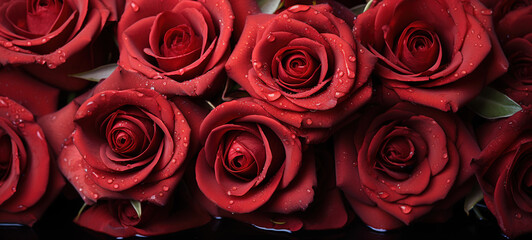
[0, 0, 531, 238]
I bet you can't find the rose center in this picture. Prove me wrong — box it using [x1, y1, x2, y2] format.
[160, 24, 202, 57]
[394, 21, 441, 73]
[272, 46, 321, 91]
[379, 136, 416, 172]
[25, 0, 62, 35]
[118, 201, 141, 226]
[222, 132, 264, 181]
[103, 109, 154, 158]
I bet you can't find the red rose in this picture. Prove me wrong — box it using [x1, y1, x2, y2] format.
[335, 102, 479, 230]
[356, 0, 508, 112]
[39, 80, 208, 205]
[0, 0, 112, 90]
[225, 4, 376, 143]
[195, 98, 345, 231]
[472, 106, 532, 238]
[0, 69, 64, 225]
[75, 184, 210, 237]
[115, 0, 258, 97]
[492, 0, 531, 24]
[490, 4, 532, 105]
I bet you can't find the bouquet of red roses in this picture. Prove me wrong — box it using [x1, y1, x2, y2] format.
[0, 0, 531, 238]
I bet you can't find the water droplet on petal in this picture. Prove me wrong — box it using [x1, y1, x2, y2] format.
[113, 184, 119, 189]
[287, 5, 310, 12]
[378, 192, 389, 199]
[163, 185, 169, 192]
[130, 2, 139, 12]
[348, 56, 356, 62]
[400, 205, 412, 214]
[267, 34, 276, 42]
[229, 200, 234, 205]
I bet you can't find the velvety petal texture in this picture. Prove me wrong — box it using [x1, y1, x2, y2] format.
[195, 98, 346, 231]
[473, 105, 532, 238]
[225, 4, 376, 143]
[0, 95, 64, 226]
[356, 0, 509, 112]
[0, 0, 111, 90]
[75, 184, 211, 238]
[39, 71, 208, 205]
[115, 0, 258, 97]
[335, 102, 479, 230]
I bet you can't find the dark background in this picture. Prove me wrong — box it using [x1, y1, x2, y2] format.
[1, 193, 531, 240]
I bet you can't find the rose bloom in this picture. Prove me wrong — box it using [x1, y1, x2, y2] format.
[490, 4, 532, 105]
[225, 4, 376, 143]
[0, 68, 64, 225]
[75, 184, 210, 238]
[335, 102, 479, 230]
[114, 0, 258, 97]
[39, 77, 208, 205]
[195, 98, 347, 231]
[356, 0, 508, 112]
[0, 0, 112, 90]
[473, 106, 532, 238]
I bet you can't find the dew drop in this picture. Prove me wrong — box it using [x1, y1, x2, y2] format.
[229, 200, 234, 205]
[163, 185, 169, 192]
[378, 192, 389, 199]
[93, 193, 99, 199]
[3, 41, 13, 48]
[107, 179, 113, 184]
[113, 184, 119, 189]
[348, 56, 356, 62]
[443, 153, 448, 158]
[130, 2, 139, 12]
[400, 205, 412, 214]
[287, 5, 310, 12]
[267, 34, 276, 42]
[305, 118, 313, 125]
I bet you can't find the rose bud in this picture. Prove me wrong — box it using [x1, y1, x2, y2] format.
[335, 102, 480, 230]
[75, 183, 210, 237]
[356, 0, 508, 112]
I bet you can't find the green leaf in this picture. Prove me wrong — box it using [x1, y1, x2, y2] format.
[258, 0, 282, 14]
[350, 4, 366, 15]
[464, 183, 484, 215]
[467, 87, 522, 119]
[364, 0, 373, 12]
[70, 63, 118, 82]
[130, 200, 142, 218]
